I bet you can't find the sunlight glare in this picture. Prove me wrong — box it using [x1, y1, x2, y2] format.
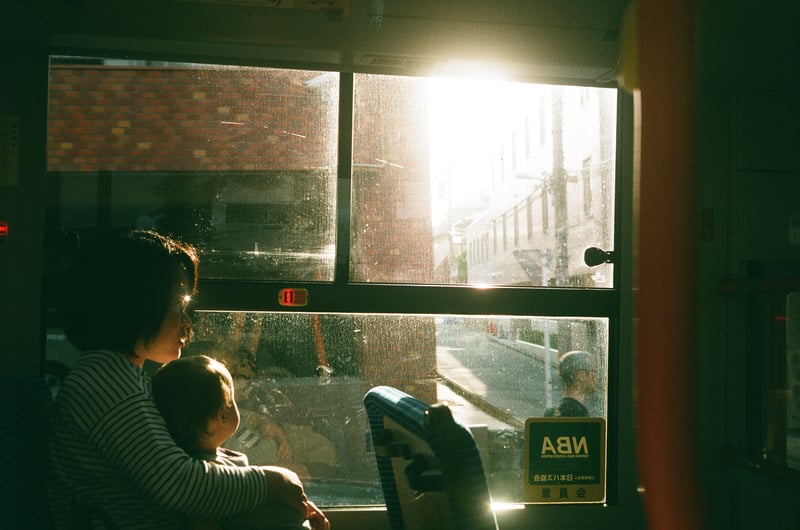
[491, 502, 525, 511]
[427, 75, 548, 226]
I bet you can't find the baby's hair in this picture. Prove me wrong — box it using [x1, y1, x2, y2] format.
[152, 355, 234, 450]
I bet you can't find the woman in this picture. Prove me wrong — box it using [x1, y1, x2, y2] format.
[48, 229, 328, 530]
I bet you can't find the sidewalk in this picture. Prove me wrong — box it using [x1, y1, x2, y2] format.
[489, 336, 560, 370]
[435, 336, 563, 429]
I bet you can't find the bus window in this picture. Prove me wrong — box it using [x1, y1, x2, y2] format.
[45, 56, 619, 507]
[352, 74, 617, 288]
[46, 58, 339, 282]
[183, 311, 608, 506]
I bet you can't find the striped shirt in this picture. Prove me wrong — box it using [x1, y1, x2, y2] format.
[48, 351, 271, 530]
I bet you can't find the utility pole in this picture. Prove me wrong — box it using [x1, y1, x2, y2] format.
[551, 89, 573, 353]
[551, 88, 569, 286]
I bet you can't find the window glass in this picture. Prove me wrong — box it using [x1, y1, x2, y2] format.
[47, 310, 609, 506]
[178, 311, 609, 506]
[47, 58, 339, 281]
[44, 56, 617, 508]
[351, 75, 617, 287]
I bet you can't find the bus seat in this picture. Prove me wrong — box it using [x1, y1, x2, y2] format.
[363, 385, 499, 530]
[0, 372, 54, 530]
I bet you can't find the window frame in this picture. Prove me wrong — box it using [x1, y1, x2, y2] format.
[43, 56, 634, 514]
[188, 71, 627, 507]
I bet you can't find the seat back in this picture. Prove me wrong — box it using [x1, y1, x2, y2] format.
[0, 372, 54, 530]
[364, 385, 499, 530]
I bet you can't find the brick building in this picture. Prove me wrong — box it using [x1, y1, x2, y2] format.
[46, 62, 436, 399]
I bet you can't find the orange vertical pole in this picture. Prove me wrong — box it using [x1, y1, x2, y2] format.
[636, 1, 708, 529]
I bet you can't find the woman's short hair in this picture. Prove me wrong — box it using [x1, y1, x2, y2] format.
[151, 355, 234, 450]
[61, 229, 198, 355]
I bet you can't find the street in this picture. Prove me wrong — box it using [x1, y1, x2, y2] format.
[434, 324, 564, 429]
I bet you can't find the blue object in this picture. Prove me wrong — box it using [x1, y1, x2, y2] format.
[363, 385, 499, 530]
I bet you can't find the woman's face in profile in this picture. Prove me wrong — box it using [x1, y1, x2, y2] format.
[133, 267, 193, 366]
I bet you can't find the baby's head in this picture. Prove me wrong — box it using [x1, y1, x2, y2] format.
[152, 354, 240, 452]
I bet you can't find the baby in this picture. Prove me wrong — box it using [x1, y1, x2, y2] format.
[152, 355, 323, 530]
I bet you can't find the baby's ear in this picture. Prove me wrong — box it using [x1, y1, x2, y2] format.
[218, 403, 236, 424]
